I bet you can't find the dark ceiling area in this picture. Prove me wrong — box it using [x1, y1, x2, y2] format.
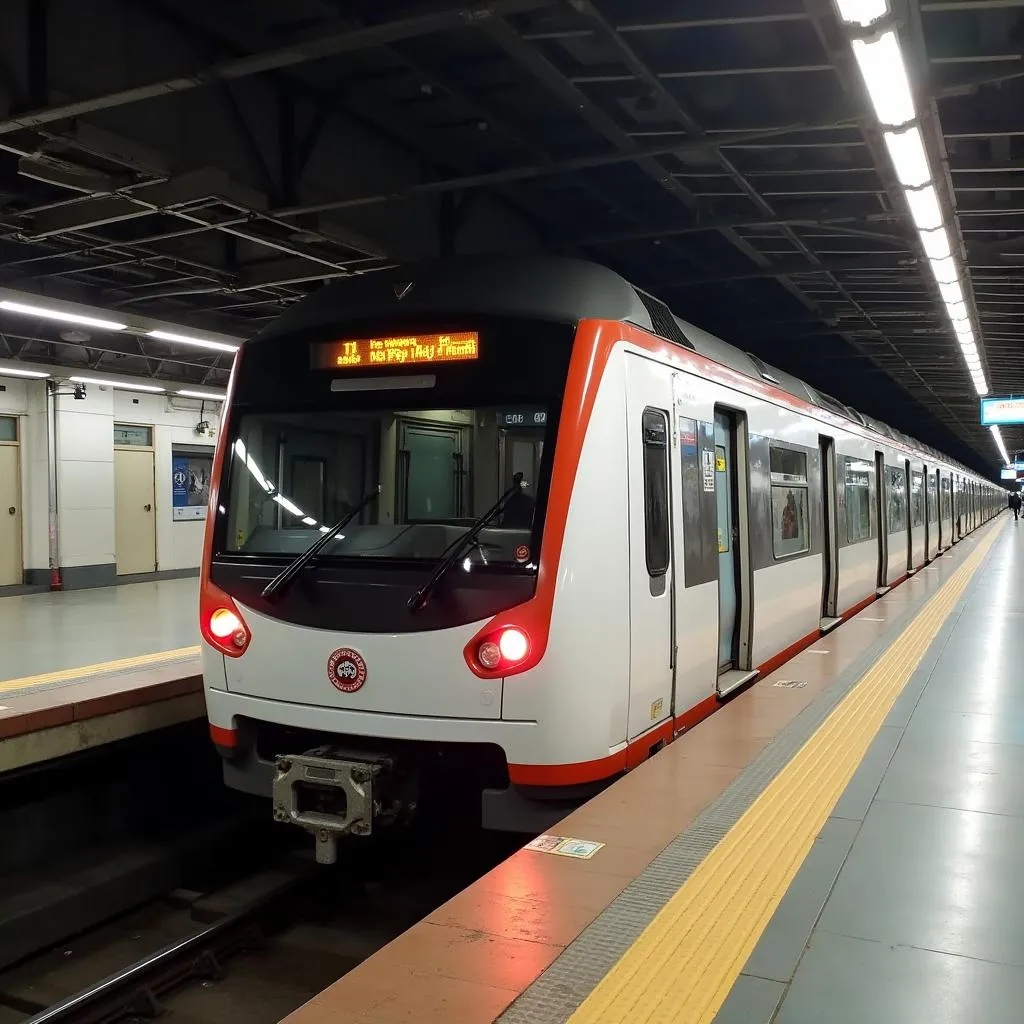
[1, 0, 1021, 475]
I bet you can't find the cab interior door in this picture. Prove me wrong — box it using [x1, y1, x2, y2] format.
[625, 355, 675, 743]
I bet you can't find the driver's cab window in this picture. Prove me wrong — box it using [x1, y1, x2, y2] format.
[226, 405, 550, 566]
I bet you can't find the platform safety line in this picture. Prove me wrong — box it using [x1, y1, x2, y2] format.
[0, 646, 201, 694]
[566, 519, 1004, 1024]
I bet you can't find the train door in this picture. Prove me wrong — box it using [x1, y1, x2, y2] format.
[625, 357, 675, 741]
[950, 473, 958, 540]
[875, 451, 888, 591]
[926, 468, 938, 561]
[940, 472, 952, 549]
[713, 407, 753, 696]
[819, 435, 840, 631]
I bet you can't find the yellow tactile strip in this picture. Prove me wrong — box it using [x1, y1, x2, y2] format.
[567, 524, 1003, 1024]
[0, 646, 201, 695]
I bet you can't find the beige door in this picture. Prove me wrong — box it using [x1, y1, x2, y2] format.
[114, 448, 156, 575]
[0, 441, 22, 586]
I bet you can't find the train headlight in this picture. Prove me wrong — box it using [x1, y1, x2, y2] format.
[475, 627, 530, 672]
[478, 640, 502, 670]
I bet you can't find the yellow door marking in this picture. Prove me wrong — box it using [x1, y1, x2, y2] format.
[0, 646, 201, 694]
[568, 521, 1003, 1024]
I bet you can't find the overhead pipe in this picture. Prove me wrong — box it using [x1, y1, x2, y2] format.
[44, 380, 60, 590]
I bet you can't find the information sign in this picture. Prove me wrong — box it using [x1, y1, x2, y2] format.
[980, 396, 1024, 425]
[312, 331, 479, 370]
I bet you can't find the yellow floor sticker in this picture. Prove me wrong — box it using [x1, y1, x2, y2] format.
[0, 646, 201, 695]
[568, 525, 1003, 1024]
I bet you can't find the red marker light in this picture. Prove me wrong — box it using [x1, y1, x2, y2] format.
[204, 605, 250, 655]
[498, 627, 529, 664]
[209, 608, 242, 639]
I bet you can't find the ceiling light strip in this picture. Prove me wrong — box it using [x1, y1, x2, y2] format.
[834, 0, 996, 459]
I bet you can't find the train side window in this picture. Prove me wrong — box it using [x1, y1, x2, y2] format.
[911, 471, 924, 527]
[888, 468, 907, 533]
[642, 408, 670, 577]
[769, 445, 809, 558]
[843, 456, 872, 543]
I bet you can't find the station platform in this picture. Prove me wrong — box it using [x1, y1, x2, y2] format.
[0, 578, 202, 771]
[282, 513, 1019, 1024]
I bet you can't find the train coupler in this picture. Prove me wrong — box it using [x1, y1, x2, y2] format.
[271, 747, 416, 864]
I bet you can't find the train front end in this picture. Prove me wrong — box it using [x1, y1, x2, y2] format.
[200, 289, 575, 859]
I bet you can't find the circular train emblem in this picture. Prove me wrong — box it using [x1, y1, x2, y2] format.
[327, 648, 368, 693]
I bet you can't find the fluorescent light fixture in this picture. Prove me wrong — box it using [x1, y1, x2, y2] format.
[177, 389, 226, 401]
[835, 0, 889, 27]
[68, 375, 164, 393]
[973, 375, 989, 396]
[273, 494, 303, 517]
[929, 255, 958, 284]
[0, 299, 127, 332]
[851, 31, 915, 128]
[905, 185, 943, 230]
[955, 322, 974, 340]
[945, 300, 968, 321]
[883, 126, 930, 188]
[147, 330, 239, 353]
[301, 517, 318, 526]
[992, 425, 1010, 465]
[937, 280, 963, 305]
[919, 226, 951, 261]
[0, 365, 50, 378]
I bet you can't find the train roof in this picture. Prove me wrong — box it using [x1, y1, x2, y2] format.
[256, 256, 978, 479]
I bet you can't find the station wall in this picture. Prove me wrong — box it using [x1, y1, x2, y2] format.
[0, 376, 221, 591]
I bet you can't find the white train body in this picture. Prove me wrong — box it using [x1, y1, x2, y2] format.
[200, 258, 1001, 848]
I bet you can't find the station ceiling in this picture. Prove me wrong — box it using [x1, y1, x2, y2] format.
[1, 0, 1022, 474]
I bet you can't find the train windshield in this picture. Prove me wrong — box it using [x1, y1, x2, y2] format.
[223, 404, 551, 567]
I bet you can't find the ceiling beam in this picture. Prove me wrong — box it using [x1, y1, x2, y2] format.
[0, 0, 552, 136]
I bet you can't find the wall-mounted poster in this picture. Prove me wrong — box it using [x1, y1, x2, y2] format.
[172, 445, 214, 521]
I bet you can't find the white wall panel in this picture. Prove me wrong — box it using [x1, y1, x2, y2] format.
[58, 459, 115, 511]
[58, 507, 115, 567]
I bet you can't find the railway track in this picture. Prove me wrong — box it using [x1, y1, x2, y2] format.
[0, 808, 524, 1024]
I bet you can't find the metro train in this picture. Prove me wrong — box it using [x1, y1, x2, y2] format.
[199, 257, 1002, 859]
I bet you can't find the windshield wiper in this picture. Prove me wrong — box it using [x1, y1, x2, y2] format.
[407, 477, 527, 614]
[262, 485, 381, 602]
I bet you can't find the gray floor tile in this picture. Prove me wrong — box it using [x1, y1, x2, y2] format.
[774, 932, 1024, 1024]
[876, 737, 1024, 818]
[831, 726, 903, 821]
[817, 800, 1024, 966]
[915, 677, 1024, 718]
[883, 678, 927, 729]
[742, 817, 859, 983]
[901, 706, 1024, 749]
[0, 579, 199, 679]
[712, 975, 785, 1024]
